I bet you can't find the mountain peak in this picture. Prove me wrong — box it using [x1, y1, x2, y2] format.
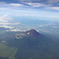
[26, 29, 40, 38]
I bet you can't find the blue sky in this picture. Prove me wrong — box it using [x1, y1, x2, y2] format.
[0, 0, 59, 31]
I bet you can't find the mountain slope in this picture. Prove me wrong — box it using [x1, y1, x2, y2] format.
[0, 29, 59, 59]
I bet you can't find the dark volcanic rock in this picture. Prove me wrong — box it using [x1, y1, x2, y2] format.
[25, 29, 40, 38]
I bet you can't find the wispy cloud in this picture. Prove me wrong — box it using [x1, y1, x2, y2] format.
[0, 23, 20, 25]
[45, 7, 59, 10]
[0, 1, 59, 10]
[23, 2, 51, 7]
[0, 14, 12, 22]
[9, 3, 24, 7]
[0, 2, 27, 7]
[0, 14, 20, 29]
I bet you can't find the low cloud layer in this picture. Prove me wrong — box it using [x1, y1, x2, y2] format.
[0, 14, 20, 29]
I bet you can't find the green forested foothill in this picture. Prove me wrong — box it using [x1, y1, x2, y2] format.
[0, 43, 17, 59]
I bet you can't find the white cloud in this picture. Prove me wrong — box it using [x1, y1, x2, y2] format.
[46, 7, 59, 10]
[23, 2, 59, 10]
[0, 25, 14, 29]
[8, 28, 21, 31]
[0, 2, 27, 7]
[0, 22, 20, 25]
[0, 14, 13, 28]
[9, 3, 24, 7]
[0, 14, 21, 29]
[23, 2, 51, 7]
[0, 2, 59, 10]
[0, 14, 12, 22]
[6, 28, 26, 32]
[39, 25, 44, 27]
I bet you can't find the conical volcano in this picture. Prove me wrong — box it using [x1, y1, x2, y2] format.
[25, 29, 40, 38]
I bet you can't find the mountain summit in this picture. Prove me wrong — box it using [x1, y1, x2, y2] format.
[25, 29, 40, 38]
